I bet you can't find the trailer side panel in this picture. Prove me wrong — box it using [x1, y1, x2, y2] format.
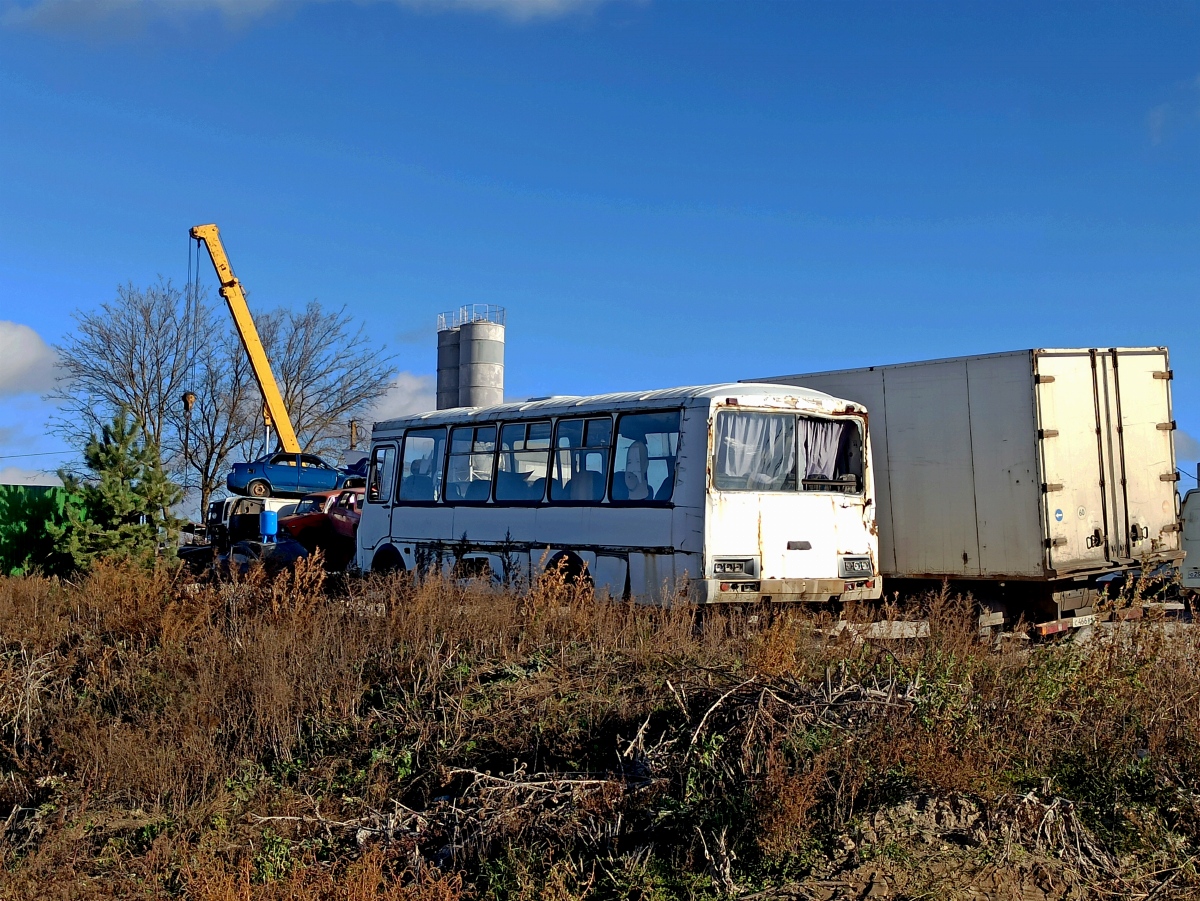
[964, 353, 1043, 577]
[881, 359, 982, 577]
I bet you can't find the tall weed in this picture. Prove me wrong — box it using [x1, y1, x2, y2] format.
[1, 565, 1198, 898]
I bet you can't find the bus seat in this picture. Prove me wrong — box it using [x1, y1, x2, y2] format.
[569, 469, 602, 501]
[402, 475, 433, 501]
[495, 470, 520, 500]
[654, 459, 676, 501]
[616, 441, 651, 501]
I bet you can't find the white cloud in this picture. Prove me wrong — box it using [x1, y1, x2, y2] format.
[1147, 103, 1170, 146]
[1, 0, 602, 30]
[2, 0, 276, 27]
[368, 371, 437, 422]
[1177, 428, 1200, 462]
[0, 322, 57, 398]
[0, 466, 61, 486]
[399, 0, 600, 19]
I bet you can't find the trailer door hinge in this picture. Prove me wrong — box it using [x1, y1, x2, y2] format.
[1035, 374, 1055, 384]
[1045, 537, 1069, 548]
[1153, 370, 1173, 380]
[1042, 482, 1064, 493]
[1162, 522, 1183, 533]
[1038, 428, 1059, 439]
[1156, 421, 1177, 431]
[1160, 472, 1181, 482]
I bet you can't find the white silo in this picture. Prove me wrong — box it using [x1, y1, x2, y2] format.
[435, 305, 505, 409]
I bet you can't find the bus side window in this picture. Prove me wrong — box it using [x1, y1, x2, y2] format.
[398, 428, 448, 503]
[550, 416, 612, 503]
[446, 425, 497, 503]
[496, 420, 552, 503]
[367, 444, 397, 503]
[611, 411, 681, 503]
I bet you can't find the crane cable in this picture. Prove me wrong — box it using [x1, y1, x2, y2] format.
[187, 237, 200, 395]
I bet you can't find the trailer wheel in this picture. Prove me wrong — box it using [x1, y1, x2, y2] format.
[248, 480, 270, 498]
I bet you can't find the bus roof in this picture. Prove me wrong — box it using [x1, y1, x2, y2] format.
[372, 382, 862, 434]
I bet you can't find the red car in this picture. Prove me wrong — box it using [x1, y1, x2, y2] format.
[328, 487, 365, 541]
[279, 490, 341, 550]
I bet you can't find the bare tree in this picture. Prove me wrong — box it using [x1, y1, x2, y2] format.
[52, 280, 397, 516]
[53, 281, 191, 456]
[257, 303, 398, 459]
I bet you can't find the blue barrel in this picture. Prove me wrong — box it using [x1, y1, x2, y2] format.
[259, 509, 279, 543]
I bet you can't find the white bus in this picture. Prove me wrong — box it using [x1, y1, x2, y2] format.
[357, 383, 882, 604]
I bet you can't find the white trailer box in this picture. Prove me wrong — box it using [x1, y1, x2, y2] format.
[750, 349, 1182, 586]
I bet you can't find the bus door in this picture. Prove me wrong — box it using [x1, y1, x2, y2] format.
[362, 442, 399, 562]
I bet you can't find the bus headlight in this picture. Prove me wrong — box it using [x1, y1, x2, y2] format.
[712, 558, 757, 576]
[838, 556, 873, 578]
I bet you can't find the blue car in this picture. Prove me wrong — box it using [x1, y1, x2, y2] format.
[227, 452, 343, 498]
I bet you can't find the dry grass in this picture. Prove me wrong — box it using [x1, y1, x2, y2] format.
[0, 562, 1198, 899]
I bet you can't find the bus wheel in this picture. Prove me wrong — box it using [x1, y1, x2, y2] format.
[372, 545, 406, 575]
[545, 551, 592, 588]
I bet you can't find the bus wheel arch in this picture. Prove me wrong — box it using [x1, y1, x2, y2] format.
[372, 544, 407, 575]
[544, 550, 593, 587]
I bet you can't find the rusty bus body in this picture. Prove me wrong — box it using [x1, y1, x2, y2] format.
[357, 384, 882, 604]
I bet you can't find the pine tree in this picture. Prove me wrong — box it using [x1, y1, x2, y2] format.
[50, 411, 184, 572]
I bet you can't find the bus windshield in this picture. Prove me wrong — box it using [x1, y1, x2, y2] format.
[714, 412, 796, 491]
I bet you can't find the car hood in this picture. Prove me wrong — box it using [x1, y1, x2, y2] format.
[339, 458, 369, 478]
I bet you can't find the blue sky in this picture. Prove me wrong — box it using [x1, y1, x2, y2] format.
[1, 0, 1198, 484]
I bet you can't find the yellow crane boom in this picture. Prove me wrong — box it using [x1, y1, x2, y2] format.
[190, 223, 301, 454]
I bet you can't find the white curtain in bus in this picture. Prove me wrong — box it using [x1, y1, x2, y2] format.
[715, 412, 796, 490]
[800, 419, 845, 479]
